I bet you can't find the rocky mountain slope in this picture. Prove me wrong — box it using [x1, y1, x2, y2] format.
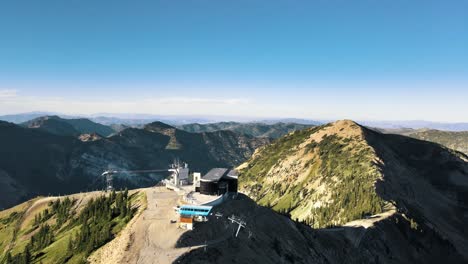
[0, 121, 269, 209]
[238, 120, 468, 261]
[22, 116, 115, 137]
[178, 122, 313, 139]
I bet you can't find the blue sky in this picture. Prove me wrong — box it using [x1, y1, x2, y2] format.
[0, 0, 467, 121]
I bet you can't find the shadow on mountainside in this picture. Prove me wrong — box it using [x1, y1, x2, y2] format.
[364, 128, 468, 261]
[173, 194, 463, 264]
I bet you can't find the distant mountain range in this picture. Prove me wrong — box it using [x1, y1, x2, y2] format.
[0, 120, 270, 209]
[2, 112, 467, 130]
[360, 120, 468, 131]
[408, 129, 468, 155]
[0, 112, 56, 123]
[177, 122, 314, 139]
[21, 115, 115, 137]
[372, 127, 468, 155]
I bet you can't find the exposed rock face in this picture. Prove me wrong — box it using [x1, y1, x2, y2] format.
[78, 133, 103, 142]
[239, 120, 468, 261]
[0, 121, 270, 209]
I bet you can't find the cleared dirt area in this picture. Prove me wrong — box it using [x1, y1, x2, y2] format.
[90, 187, 198, 264]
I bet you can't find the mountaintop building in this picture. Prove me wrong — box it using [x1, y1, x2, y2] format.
[199, 168, 238, 195]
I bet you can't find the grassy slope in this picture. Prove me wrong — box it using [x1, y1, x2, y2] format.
[239, 120, 385, 228]
[0, 191, 146, 264]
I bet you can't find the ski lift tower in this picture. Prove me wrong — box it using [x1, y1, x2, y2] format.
[102, 170, 116, 192]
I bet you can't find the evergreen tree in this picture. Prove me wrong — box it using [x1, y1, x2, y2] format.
[5, 252, 12, 264]
[22, 244, 31, 264]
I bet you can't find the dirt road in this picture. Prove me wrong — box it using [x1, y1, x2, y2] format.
[90, 187, 195, 264]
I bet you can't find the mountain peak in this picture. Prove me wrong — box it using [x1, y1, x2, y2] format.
[144, 121, 175, 131]
[332, 119, 359, 127]
[306, 119, 364, 143]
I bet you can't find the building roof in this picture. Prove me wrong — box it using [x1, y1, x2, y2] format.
[180, 216, 193, 223]
[201, 168, 238, 182]
[225, 169, 238, 179]
[201, 168, 228, 182]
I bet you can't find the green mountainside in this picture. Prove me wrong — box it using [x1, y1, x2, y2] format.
[0, 190, 145, 264]
[239, 120, 468, 259]
[239, 120, 385, 227]
[178, 122, 313, 139]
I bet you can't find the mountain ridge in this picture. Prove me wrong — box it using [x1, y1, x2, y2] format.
[0, 120, 270, 209]
[177, 121, 313, 139]
[238, 119, 468, 260]
[21, 115, 115, 137]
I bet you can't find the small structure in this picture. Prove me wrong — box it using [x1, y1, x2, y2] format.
[199, 168, 238, 195]
[178, 205, 213, 230]
[192, 172, 201, 191]
[179, 215, 194, 230]
[168, 163, 190, 186]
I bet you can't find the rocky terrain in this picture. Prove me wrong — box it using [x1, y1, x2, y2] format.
[178, 122, 313, 139]
[0, 120, 270, 209]
[238, 120, 468, 261]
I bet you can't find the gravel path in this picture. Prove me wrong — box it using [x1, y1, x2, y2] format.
[90, 187, 197, 264]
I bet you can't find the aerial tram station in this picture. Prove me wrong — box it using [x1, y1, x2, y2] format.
[100, 162, 239, 230]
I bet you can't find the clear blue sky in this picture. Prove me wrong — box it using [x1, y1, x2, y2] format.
[0, 0, 467, 121]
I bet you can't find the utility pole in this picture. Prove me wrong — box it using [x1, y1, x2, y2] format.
[228, 215, 246, 237]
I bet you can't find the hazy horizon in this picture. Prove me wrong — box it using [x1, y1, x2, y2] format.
[1, 0, 467, 122]
[2, 110, 468, 126]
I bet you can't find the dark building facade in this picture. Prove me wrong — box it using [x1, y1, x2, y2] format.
[199, 168, 238, 195]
